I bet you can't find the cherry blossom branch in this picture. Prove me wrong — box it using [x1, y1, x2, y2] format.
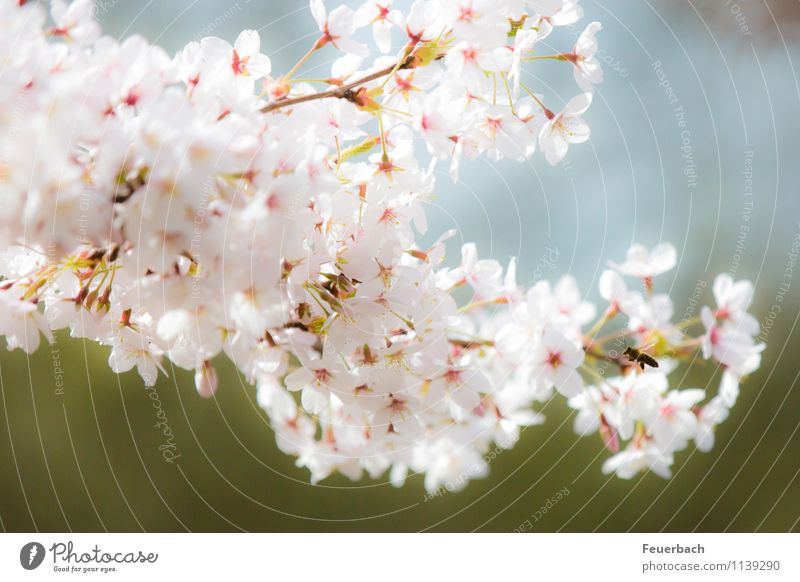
[0, 0, 763, 491]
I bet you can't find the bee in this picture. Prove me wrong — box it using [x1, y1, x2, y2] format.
[623, 345, 659, 370]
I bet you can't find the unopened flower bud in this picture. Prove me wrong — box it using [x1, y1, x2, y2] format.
[195, 361, 218, 399]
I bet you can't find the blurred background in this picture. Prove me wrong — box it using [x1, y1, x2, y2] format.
[1, 0, 799, 532]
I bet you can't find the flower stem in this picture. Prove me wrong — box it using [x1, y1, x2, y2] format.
[501, 73, 515, 115]
[457, 296, 509, 313]
[523, 55, 567, 61]
[520, 82, 550, 115]
[377, 112, 388, 159]
[284, 44, 320, 81]
[379, 46, 414, 90]
[584, 306, 617, 343]
[677, 316, 702, 329]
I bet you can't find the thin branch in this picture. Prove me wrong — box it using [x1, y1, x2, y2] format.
[449, 338, 496, 350]
[260, 57, 413, 114]
[584, 345, 630, 370]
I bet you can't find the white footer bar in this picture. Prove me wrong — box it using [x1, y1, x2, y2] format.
[1, 533, 797, 580]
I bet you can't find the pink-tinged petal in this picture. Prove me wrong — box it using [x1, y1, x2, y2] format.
[563, 116, 590, 143]
[327, 5, 356, 37]
[730, 280, 754, 312]
[650, 243, 677, 273]
[576, 21, 602, 55]
[200, 36, 232, 61]
[301, 385, 329, 414]
[542, 132, 568, 165]
[355, 2, 376, 26]
[392, 415, 424, 437]
[672, 388, 705, 409]
[599, 270, 625, 301]
[334, 37, 369, 57]
[309, 0, 327, 29]
[371, 408, 392, 431]
[234, 30, 260, 56]
[389, 464, 408, 488]
[108, 347, 135, 374]
[719, 370, 740, 407]
[513, 410, 546, 427]
[561, 343, 585, 368]
[554, 368, 583, 398]
[137, 358, 158, 386]
[649, 456, 673, 479]
[373, 19, 393, 53]
[248, 54, 272, 77]
[285, 367, 313, 391]
[565, 92, 592, 115]
[713, 273, 733, 307]
[450, 383, 480, 412]
[573, 409, 600, 436]
[195, 363, 219, 398]
[495, 324, 530, 356]
[695, 426, 715, 453]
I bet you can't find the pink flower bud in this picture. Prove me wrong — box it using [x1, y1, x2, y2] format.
[194, 361, 218, 399]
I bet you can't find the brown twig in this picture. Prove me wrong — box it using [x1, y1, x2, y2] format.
[449, 338, 496, 350]
[112, 173, 147, 203]
[260, 57, 414, 114]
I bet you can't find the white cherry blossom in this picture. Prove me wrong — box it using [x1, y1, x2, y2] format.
[568, 21, 603, 92]
[310, 0, 368, 56]
[644, 388, 704, 452]
[609, 242, 677, 278]
[529, 326, 585, 398]
[602, 441, 674, 480]
[538, 93, 592, 165]
[695, 395, 729, 453]
[356, 1, 402, 53]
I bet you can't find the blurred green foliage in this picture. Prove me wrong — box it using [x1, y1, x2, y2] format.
[1, 307, 798, 532]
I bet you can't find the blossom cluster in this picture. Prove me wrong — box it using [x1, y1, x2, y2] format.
[0, 0, 763, 491]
